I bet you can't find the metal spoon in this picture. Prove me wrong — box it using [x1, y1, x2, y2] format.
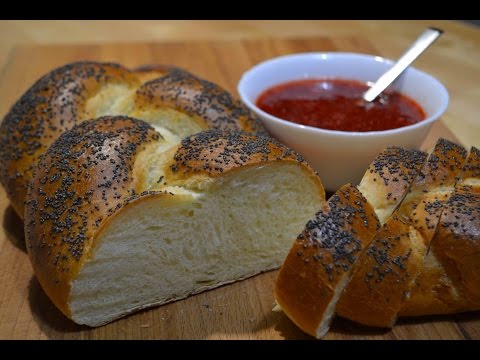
[363, 27, 443, 103]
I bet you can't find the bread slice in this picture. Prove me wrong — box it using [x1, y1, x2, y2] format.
[337, 139, 467, 327]
[25, 116, 325, 327]
[275, 184, 380, 338]
[400, 147, 480, 316]
[274, 147, 427, 338]
[358, 146, 428, 224]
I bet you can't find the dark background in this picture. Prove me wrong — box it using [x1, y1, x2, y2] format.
[463, 20, 480, 26]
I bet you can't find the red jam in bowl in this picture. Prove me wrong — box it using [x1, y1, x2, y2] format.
[256, 78, 426, 132]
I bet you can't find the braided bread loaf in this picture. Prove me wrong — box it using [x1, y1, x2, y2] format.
[24, 116, 325, 326]
[276, 138, 480, 338]
[0, 62, 265, 219]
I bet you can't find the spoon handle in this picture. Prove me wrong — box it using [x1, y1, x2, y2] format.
[363, 27, 443, 102]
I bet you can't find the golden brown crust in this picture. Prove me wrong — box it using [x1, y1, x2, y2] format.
[0, 61, 265, 218]
[275, 184, 379, 337]
[358, 147, 428, 223]
[132, 64, 181, 83]
[336, 215, 424, 327]
[337, 139, 467, 327]
[367, 146, 428, 201]
[25, 116, 318, 322]
[396, 139, 467, 241]
[458, 146, 480, 193]
[400, 189, 480, 316]
[134, 68, 265, 134]
[409, 138, 467, 191]
[0, 62, 138, 217]
[167, 130, 313, 180]
[398, 251, 456, 316]
[24, 116, 162, 317]
[401, 146, 480, 316]
[462, 147, 480, 180]
[277, 141, 478, 335]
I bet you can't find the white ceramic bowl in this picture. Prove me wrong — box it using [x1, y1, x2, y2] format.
[238, 52, 449, 192]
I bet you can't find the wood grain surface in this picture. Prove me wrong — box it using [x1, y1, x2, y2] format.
[0, 37, 479, 340]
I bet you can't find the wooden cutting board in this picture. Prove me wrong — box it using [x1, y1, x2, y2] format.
[0, 37, 479, 340]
